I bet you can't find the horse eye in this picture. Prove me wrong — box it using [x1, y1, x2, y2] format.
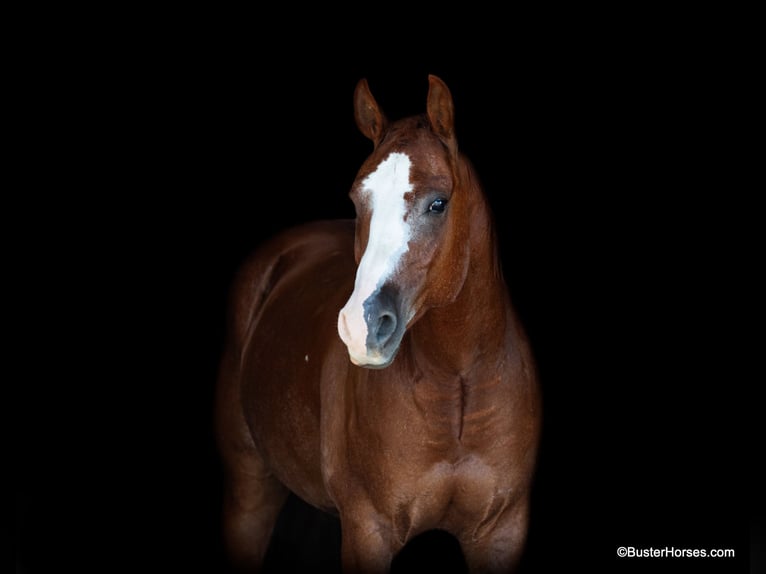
[428, 198, 448, 214]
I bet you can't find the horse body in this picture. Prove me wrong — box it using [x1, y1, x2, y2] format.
[217, 77, 540, 573]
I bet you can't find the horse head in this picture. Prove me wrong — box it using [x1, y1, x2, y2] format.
[337, 75, 473, 368]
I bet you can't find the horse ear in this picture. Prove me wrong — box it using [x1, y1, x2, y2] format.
[426, 75, 457, 156]
[354, 78, 388, 147]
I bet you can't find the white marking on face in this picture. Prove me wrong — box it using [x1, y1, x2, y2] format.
[338, 152, 413, 365]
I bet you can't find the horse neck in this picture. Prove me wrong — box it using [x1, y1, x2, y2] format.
[409, 157, 510, 376]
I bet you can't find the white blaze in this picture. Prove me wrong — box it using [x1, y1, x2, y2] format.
[338, 152, 413, 364]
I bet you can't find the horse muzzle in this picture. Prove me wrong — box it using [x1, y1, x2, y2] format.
[337, 285, 406, 369]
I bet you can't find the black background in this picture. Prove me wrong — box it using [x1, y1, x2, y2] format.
[16, 10, 758, 573]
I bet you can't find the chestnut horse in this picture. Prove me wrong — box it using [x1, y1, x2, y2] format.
[216, 76, 540, 573]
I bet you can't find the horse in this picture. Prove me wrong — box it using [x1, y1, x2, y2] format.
[216, 75, 541, 573]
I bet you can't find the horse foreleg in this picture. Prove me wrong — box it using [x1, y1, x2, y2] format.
[338, 508, 396, 574]
[222, 465, 288, 572]
[459, 498, 530, 574]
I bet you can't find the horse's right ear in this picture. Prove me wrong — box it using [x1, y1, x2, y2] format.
[354, 78, 388, 147]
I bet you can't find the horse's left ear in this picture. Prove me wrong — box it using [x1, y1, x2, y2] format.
[426, 75, 457, 157]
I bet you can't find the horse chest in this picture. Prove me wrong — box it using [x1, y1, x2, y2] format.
[343, 441, 515, 545]
[408, 371, 510, 449]
[334, 370, 514, 499]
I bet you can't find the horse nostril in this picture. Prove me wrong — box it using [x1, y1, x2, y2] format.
[375, 311, 397, 346]
[362, 285, 402, 354]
